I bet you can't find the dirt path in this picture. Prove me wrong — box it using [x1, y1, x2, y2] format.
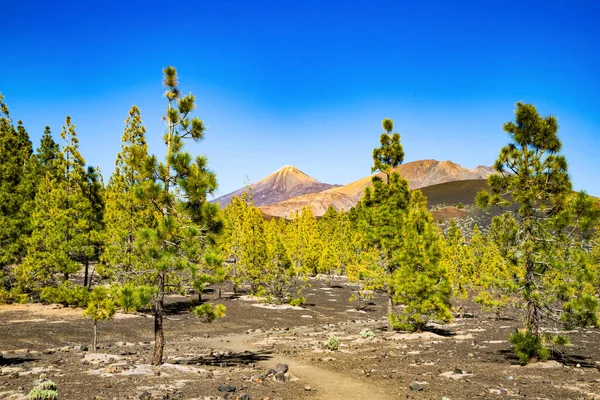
[197, 331, 391, 400]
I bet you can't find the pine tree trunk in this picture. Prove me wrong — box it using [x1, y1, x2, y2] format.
[387, 290, 394, 331]
[152, 271, 165, 366]
[93, 320, 97, 351]
[83, 259, 89, 287]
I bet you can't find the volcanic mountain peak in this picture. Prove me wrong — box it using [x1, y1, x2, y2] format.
[213, 165, 339, 207]
[265, 165, 319, 190]
[259, 159, 496, 218]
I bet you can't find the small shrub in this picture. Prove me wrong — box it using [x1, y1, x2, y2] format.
[28, 380, 58, 400]
[193, 303, 226, 323]
[508, 330, 550, 363]
[457, 202, 464, 209]
[34, 381, 57, 391]
[325, 335, 340, 351]
[289, 297, 305, 307]
[359, 328, 375, 339]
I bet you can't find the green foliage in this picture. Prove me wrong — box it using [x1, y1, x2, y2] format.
[477, 102, 599, 347]
[19, 116, 96, 294]
[509, 330, 550, 364]
[101, 106, 153, 281]
[562, 294, 599, 329]
[28, 389, 58, 400]
[347, 242, 385, 310]
[193, 303, 226, 323]
[135, 67, 222, 365]
[441, 220, 473, 298]
[0, 95, 37, 295]
[28, 380, 58, 400]
[325, 335, 340, 351]
[289, 297, 305, 307]
[391, 191, 452, 332]
[40, 282, 89, 307]
[83, 286, 116, 322]
[286, 207, 322, 275]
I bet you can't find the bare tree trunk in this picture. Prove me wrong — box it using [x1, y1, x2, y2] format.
[152, 271, 165, 366]
[93, 320, 97, 351]
[83, 259, 89, 287]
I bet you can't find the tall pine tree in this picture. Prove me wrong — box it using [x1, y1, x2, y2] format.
[102, 106, 153, 283]
[477, 102, 599, 361]
[19, 117, 94, 295]
[137, 67, 222, 365]
[0, 95, 37, 299]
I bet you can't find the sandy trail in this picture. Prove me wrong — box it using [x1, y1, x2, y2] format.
[197, 330, 391, 400]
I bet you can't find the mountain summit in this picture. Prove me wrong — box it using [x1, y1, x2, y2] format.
[213, 165, 340, 207]
[259, 160, 495, 218]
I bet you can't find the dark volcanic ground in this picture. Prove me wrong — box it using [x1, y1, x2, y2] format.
[1, 278, 599, 400]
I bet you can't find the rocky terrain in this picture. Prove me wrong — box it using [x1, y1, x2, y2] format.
[2, 279, 600, 400]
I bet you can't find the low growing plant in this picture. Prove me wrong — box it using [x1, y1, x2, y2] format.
[359, 328, 375, 339]
[28, 380, 58, 400]
[193, 303, 226, 323]
[325, 335, 340, 351]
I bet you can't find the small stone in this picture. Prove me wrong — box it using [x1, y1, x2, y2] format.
[139, 391, 151, 400]
[236, 394, 250, 400]
[274, 363, 289, 374]
[409, 381, 423, 391]
[218, 384, 236, 393]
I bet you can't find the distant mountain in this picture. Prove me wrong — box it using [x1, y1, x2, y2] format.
[260, 160, 495, 218]
[212, 165, 340, 207]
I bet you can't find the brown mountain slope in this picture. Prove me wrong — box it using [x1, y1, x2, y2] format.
[213, 165, 340, 207]
[260, 160, 495, 218]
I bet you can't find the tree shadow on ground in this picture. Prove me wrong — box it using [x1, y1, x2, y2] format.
[172, 349, 273, 367]
[0, 355, 36, 366]
[423, 326, 457, 337]
[163, 299, 194, 315]
[495, 348, 596, 368]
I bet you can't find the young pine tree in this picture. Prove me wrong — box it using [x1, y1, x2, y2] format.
[83, 286, 116, 351]
[390, 190, 452, 332]
[477, 102, 599, 361]
[102, 106, 153, 282]
[137, 67, 222, 365]
[355, 118, 410, 328]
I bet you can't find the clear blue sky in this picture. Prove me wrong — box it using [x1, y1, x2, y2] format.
[2, 0, 599, 196]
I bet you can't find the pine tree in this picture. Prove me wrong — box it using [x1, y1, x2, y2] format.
[0, 95, 36, 298]
[390, 190, 452, 331]
[263, 217, 305, 303]
[238, 204, 268, 295]
[82, 166, 105, 287]
[441, 220, 474, 298]
[137, 67, 222, 365]
[286, 207, 322, 275]
[19, 116, 94, 296]
[476, 102, 599, 361]
[83, 286, 116, 351]
[219, 193, 250, 295]
[355, 118, 411, 327]
[102, 106, 153, 283]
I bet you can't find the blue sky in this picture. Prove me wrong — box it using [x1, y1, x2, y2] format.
[2, 0, 599, 196]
